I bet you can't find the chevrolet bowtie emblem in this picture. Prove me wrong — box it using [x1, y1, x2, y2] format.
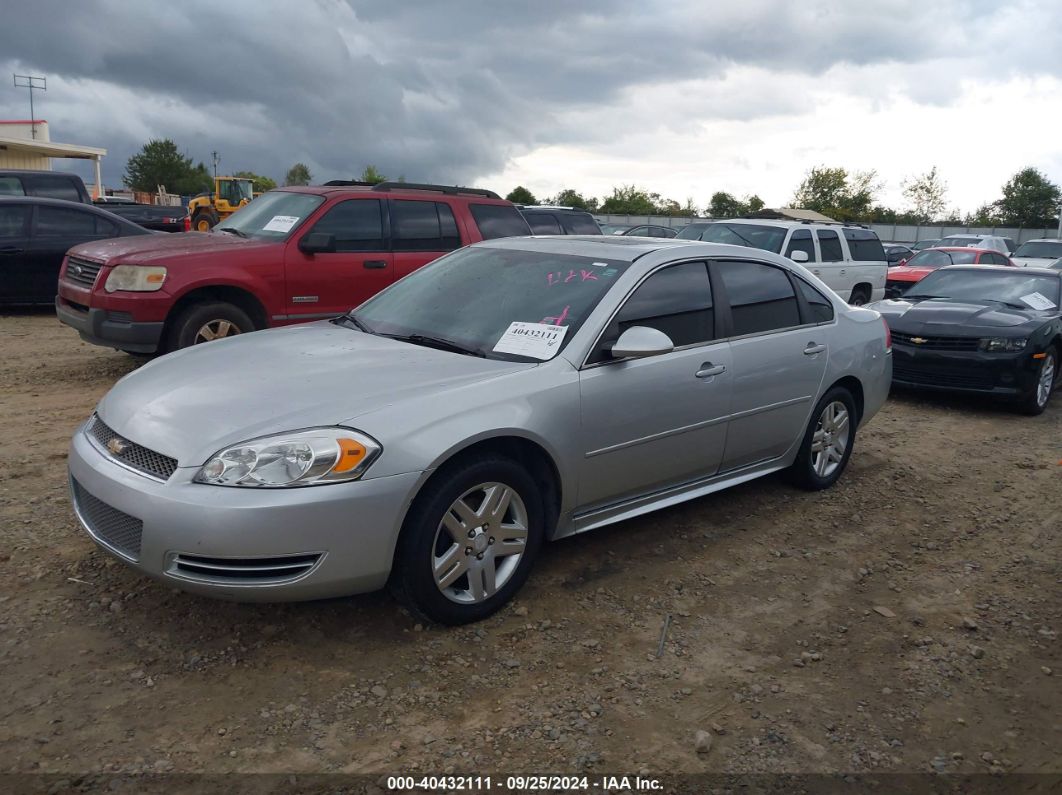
[107, 437, 129, 456]
[911, 337, 927, 344]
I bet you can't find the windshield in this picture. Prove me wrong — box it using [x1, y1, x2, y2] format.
[680, 222, 787, 253]
[675, 223, 712, 240]
[352, 247, 629, 361]
[1012, 241, 1062, 259]
[907, 269, 1061, 309]
[906, 249, 978, 268]
[213, 190, 324, 240]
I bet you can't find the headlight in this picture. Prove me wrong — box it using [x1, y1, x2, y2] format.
[978, 337, 1027, 352]
[194, 428, 381, 487]
[104, 265, 167, 293]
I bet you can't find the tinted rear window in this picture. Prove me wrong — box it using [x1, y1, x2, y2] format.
[0, 177, 26, 196]
[470, 203, 532, 240]
[391, 199, 462, 251]
[843, 229, 885, 261]
[525, 213, 563, 235]
[817, 230, 843, 261]
[559, 213, 601, 235]
[0, 204, 29, 236]
[26, 175, 84, 203]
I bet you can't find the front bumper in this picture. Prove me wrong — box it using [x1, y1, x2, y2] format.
[68, 423, 422, 601]
[56, 297, 164, 353]
[891, 344, 1036, 398]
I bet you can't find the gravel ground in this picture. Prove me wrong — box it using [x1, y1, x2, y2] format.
[0, 310, 1059, 790]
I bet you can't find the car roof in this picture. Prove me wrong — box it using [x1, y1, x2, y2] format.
[474, 234, 781, 263]
[276, 185, 510, 203]
[690, 218, 873, 231]
[922, 246, 1000, 253]
[1019, 238, 1062, 244]
[0, 168, 80, 177]
[940, 264, 1059, 275]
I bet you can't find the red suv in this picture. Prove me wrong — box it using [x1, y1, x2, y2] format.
[56, 182, 532, 353]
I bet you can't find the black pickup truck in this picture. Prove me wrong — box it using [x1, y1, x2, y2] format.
[93, 196, 188, 232]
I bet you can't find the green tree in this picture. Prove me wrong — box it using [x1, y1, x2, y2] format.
[359, 165, 387, 184]
[965, 202, 1003, 227]
[549, 188, 599, 212]
[708, 191, 745, 218]
[681, 197, 700, 217]
[790, 166, 880, 222]
[505, 185, 538, 205]
[994, 167, 1061, 227]
[902, 166, 948, 224]
[284, 162, 313, 186]
[232, 170, 277, 193]
[599, 185, 658, 214]
[123, 139, 211, 195]
[745, 194, 765, 213]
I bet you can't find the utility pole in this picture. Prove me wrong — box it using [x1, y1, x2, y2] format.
[13, 74, 46, 140]
[212, 151, 219, 180]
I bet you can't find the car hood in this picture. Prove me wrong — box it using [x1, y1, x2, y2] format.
[868, 298, 1042, 334]
[69, 231, 275, 264]
[887, 266, 932, 281]
[96, 322, 535, 466]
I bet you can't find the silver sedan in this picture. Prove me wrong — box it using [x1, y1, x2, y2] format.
[69, 237, 892, 624]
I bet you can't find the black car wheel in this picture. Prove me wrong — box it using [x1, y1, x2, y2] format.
[168, 301, 254, 351]
[191, 211, 218, 232]
[785, 386, 858, 491]
[391, 454, 543, 625]
[1019, 349, 1057, 416]
[848, 286, 871, 306]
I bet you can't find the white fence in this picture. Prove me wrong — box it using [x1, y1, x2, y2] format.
[592, 214, 1058, 244]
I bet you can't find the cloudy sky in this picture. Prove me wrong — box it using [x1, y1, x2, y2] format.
[2, 0, 1060, 213]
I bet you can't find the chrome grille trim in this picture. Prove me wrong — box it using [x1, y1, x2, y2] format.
[167, 553, 324, 586]
[71, 478, 143, 561]
[64, 256, 104, 288]
[87, 416, 178, 481]
[892, 332, 980, 351]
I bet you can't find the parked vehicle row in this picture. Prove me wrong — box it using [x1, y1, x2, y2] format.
[68, 235, 892, 623]
[885, 247, 1014, 297]
[93, 196, 188, 233]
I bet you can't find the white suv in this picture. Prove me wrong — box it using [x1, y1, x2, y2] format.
[676, 220, 886, 305]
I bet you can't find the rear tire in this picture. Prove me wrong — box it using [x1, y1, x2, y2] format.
[390, 454, 544, 625]
[785, 386, 858, 491]
[167, 301, 254, 351]
[1018, 349, 1056, 416]
[848, 285, 871, 306]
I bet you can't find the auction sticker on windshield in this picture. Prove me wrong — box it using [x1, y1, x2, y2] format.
[1020, 292, 1056, 310]
[263, 215, 300, 233]
[493, 322, 568, 360]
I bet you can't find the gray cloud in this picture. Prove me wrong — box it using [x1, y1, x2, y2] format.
[0, 0, 1058, 193]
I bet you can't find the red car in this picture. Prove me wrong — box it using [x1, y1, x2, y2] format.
[885, 247, 1014, 297]
[56, 182, 532, 353]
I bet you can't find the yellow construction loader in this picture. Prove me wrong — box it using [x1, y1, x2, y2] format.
[188, 176, 255, 231]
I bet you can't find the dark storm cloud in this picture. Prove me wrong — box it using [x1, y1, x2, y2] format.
[0, 0, 1057, 189]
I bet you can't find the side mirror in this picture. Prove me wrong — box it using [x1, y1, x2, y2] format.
[611, 326, 674, 359]
[789, 250, 809, 263]
[299, 232, 335, 254]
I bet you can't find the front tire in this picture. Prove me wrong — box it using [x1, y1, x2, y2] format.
[785, 386, 858, 491]
[167, 301, 254, 351]
[1018, 350, 1056, 416]
[391, 455, 544, 625]
[191, 211, 218, 232]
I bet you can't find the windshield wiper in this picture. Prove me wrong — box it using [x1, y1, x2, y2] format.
[217, 226, 248, 238]
[384, 333, 486, 358]
[333, 314, 374, 334]
[902, 294, 947, 300]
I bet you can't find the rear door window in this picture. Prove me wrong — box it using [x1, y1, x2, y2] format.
[0, 177, 26, 196]
[470, 203, 532, 240]
[843, 229, 886, 261]
[784, 229, 817, 262]
[391, 199, 462, 251]
[816, 230, 843, 262]
[0, 204, 29, 236]
[307, 199, 385, 251]
[795, 279, 835, 323]
[33, 205, 98, 236]
[559, 213, 601, 235]
[25, 175, 84, 203]
[525, 213, 564, 235]
[716, 260, 802, 336]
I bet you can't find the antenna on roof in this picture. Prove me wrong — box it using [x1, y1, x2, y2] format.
[12, 74, 46, 140]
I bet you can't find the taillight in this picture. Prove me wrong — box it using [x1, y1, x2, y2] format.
[882, 316, 892, 351]
[183, 215, 191, 232]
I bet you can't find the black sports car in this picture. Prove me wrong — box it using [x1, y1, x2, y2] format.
[869, 266, 1062, 414]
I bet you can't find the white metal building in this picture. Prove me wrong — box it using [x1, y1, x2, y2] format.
[0, 120, 106, 197]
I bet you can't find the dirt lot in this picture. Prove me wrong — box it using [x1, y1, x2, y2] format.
[0, 310, 1059, 790]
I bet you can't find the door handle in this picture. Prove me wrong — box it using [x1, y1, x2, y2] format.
[695, 363, 726, 378]
[812, 268, 821, 275]
[804, 343, 827, 355]
[840, 268, 847, 275]
[363, 260, 387, 269]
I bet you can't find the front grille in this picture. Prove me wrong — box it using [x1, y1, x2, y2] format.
[893, 362, 995, 389]
[892, 332, 980, 351]
[71, 479, 143, 560]
[169, 553, 322, 584]
[64, 256, 104, 288]
[88, 416, 178, 481]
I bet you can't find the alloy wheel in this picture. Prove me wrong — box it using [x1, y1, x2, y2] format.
[193, 319, 241, 344]
[810, 400, 850, 478]
[1036, 353, 1056, 408]
[432, 482, 528, 604]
